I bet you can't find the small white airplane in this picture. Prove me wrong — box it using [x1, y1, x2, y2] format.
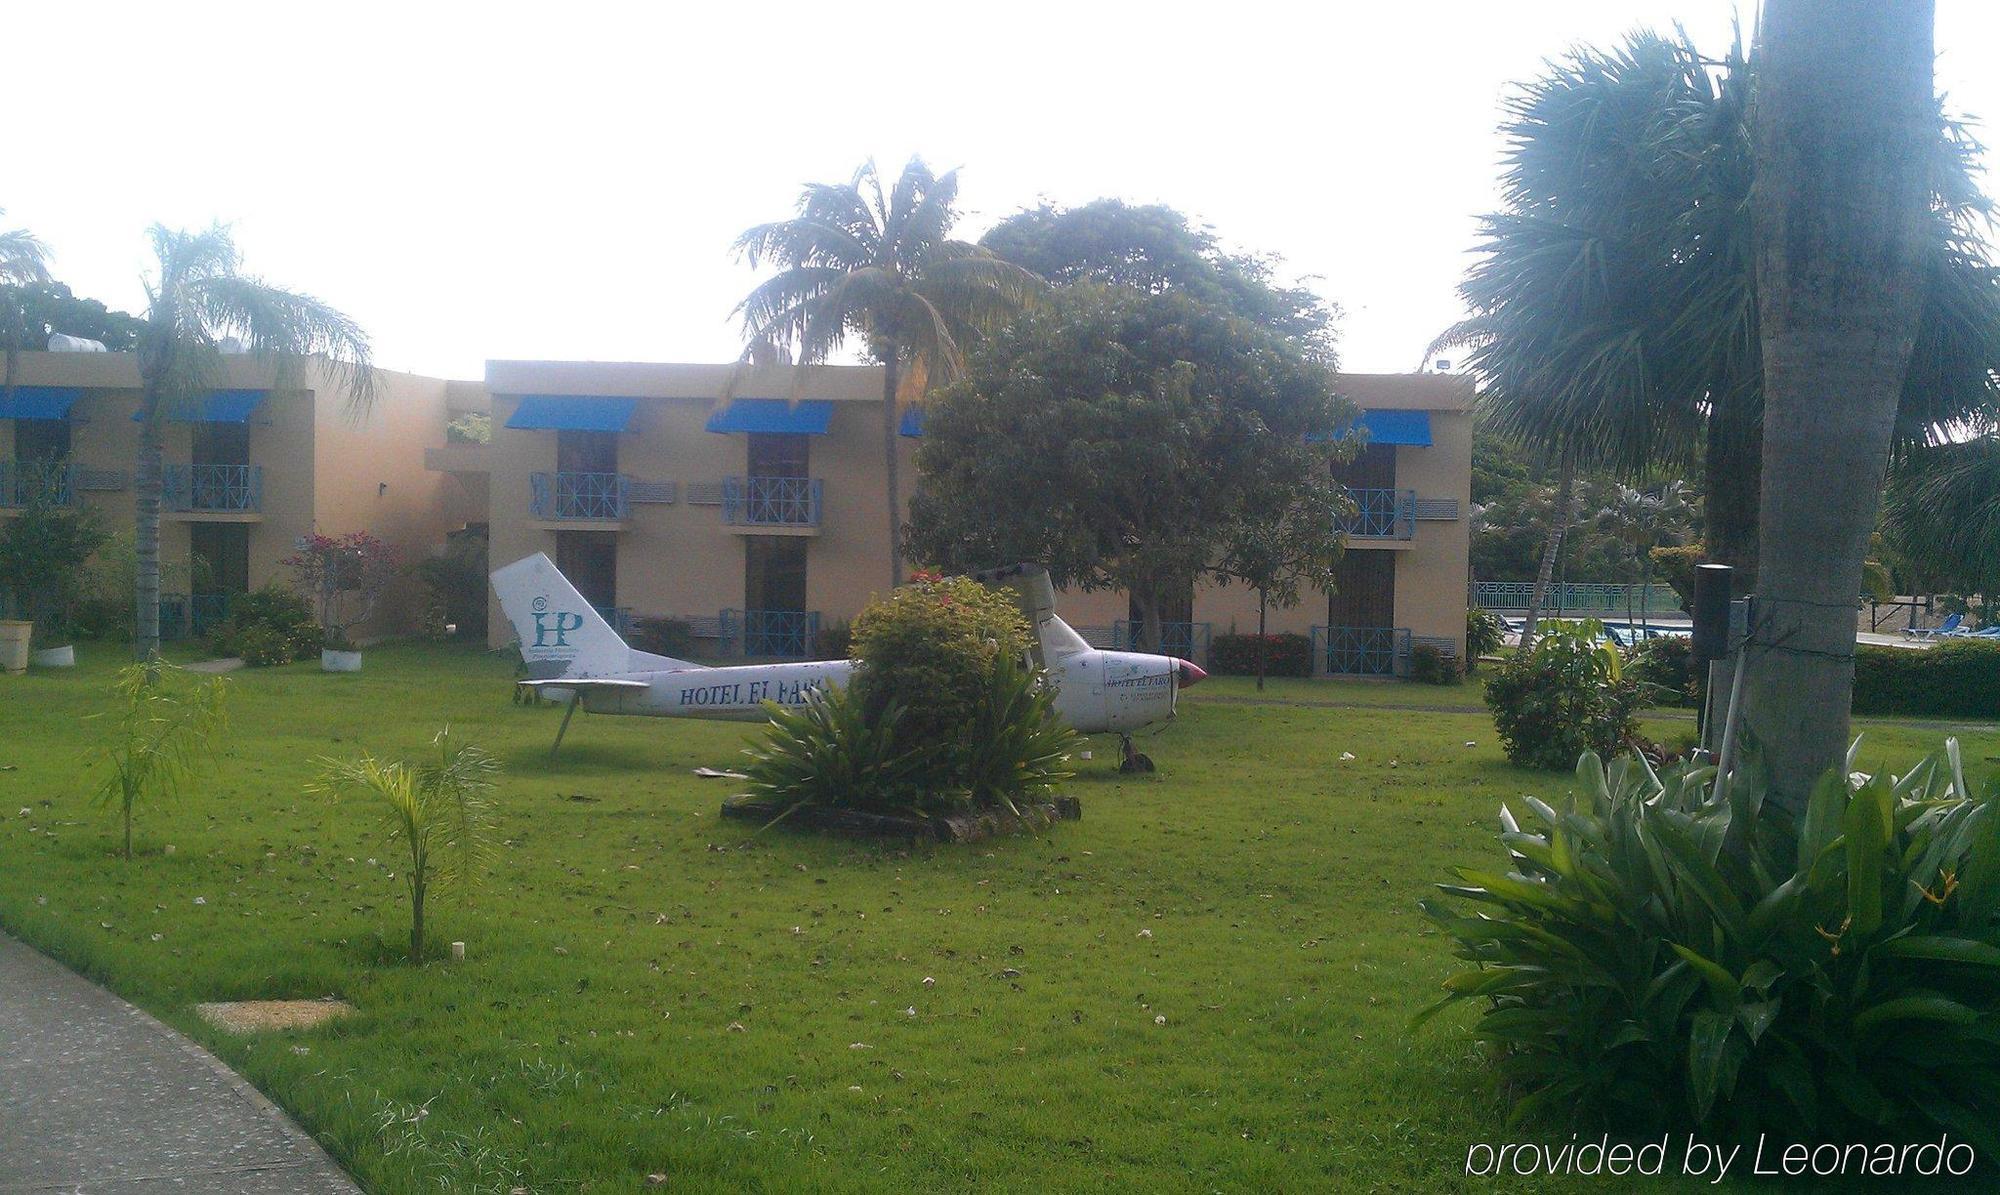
[491, 554, 1205, 768]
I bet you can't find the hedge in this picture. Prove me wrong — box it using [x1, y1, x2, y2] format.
[1852, 639, 2000, 718]
[1208, 632, 1314, 677]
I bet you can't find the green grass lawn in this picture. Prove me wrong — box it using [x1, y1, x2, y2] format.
[1, 643, 1993, 1193]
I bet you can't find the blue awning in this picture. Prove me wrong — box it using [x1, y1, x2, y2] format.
[1313, 408, 1433, 446]
[706, 398, 834, 436]
[899, 407, 924, 437]
[0, 386, 83, 420]
[131, 389, 269, 423]
[504, 395, 638, 433]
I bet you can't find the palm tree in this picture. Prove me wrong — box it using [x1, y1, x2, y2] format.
[1743, 1, 1938, 811]
[1884, 436, 2000, 600]
[2, 209, 53, 393]
[1455, 29, 1999, 581]
[132, 225, 375, 660]
[733, 159, 1041, 587]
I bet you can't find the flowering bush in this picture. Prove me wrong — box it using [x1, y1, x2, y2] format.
[849, 573, 1032, 750]
[285, 531, 400, 649]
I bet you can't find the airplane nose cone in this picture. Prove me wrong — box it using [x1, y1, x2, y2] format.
[1177, 660, 1207, 688]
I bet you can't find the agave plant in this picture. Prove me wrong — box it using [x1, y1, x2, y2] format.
[955, 658, 1081, 817]
[1418, 741, 2000, 1158]
[738, 684, 935, 821]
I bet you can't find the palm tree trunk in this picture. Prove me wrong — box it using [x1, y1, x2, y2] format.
[410, 877, 425, 964]
[133, 402, 164, 662]
[881, 351, 903, 589]
[1519, 457, 1577, 654]
[1743, 0, 1934, 814]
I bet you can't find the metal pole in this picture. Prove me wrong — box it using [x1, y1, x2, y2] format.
[1692, 564, 1733, 742]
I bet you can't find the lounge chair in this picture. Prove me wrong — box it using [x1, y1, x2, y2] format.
[1906, 613, 1962, 641]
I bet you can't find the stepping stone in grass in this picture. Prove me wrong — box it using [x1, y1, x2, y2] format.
[194, 999, 356, 1033]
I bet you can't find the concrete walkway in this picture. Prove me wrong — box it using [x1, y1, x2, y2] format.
[0, 933, 359, 1194]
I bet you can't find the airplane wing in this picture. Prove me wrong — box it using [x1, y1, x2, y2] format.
[517, 677, 651, 692]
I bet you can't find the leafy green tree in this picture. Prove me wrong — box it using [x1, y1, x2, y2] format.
[906, 284, 1350, 650]
[131, 225, 376, 661]
[6, 282, 147, 352]
[91, 663, 228, 860]
[1451, 29, 1999, 579]
[1217, 484, 1346, 689]
[0, 476, 113, 644]
[981, 199, 1339, 361]
[1744, 2, 1943, 811]
[733, 159, 1041, 587]
[310, 730, 499, 963]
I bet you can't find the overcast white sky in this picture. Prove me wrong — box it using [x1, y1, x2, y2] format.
[7, 2, 1997, 380]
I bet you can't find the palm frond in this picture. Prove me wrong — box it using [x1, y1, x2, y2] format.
[186, 273, 377, 414]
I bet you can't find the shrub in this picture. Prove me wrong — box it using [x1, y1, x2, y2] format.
[1465, 606, 1505, 666]
[286, 531, 401, 645]
[209, 584, 322, 664]
[1483, 620, 1640, 769]
[1420, 743, 2000, 1161]
[1208, 632, 1313, 677]
[0, 486, 113, 643]
[631, 617, 693, 659]
[308, 729, 499, 963]
[1626, 633, 1695, 705]
[414, 530, 489, 640]
[1853, 639, 2000, 718]
[1408, 643, 1461, 685]
[739, 683, 934, 814]
[849, 573, 1031, 750]
[955, 658, 1081, 814]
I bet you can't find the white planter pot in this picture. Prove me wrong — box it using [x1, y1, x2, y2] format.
[321, 649, 363, 673]
[32, 645, 76, 668]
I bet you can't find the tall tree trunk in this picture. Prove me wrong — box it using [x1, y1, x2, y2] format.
[1133, 588, 1162, 653]
[1255, 586, 1268, 691]
[1744, 0, 1934, 813]
[1519, 457, 1577, 653]
[133, 403, 164, 662]
[1705, 388, 1763, 577]
[881, 351, 903, 589]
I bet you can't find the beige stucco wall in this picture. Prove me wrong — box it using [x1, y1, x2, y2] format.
[5, 352, 475, 635]
[476, 363, 1476, 671]
[482, 363, 911, 646]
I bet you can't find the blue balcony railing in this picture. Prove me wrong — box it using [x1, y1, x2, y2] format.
[163, 464, 262, 513]
[721, 608, 820, 658]
[591, 604, 633, 635]
[0, 460, 76, 508]
[723, 476, 823, 527]
[1312, 625, 1411, 677]
[1112, 619, 1212, 662]
[530, 471, 630, 520]
[1339, 488, 1415, 540]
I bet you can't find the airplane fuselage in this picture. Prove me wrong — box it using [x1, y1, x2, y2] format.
[549, 647, 1179, 736]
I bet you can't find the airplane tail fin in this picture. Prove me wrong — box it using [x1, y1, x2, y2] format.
[972, 562, 1091, 661]
[491, 553, 696, 678]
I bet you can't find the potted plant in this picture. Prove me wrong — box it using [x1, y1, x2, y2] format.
[285, 531, 399, 673]
[0, 470, 111, 668]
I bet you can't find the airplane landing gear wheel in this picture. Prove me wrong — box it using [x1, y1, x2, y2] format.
[1118, 735, 1156, 774]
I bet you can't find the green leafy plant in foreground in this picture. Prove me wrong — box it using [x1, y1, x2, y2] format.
[1419, 741, 2000, 1160]
[308, 729, 499, 962]
[89, 663, 228, 860]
